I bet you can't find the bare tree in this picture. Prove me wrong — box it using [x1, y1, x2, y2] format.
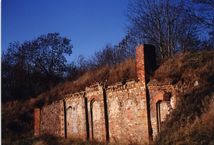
[127, 0, 199, 58]
[193, 0, 214, 47]
[193, 0, 214, 26]
[88, 35, 135, 68]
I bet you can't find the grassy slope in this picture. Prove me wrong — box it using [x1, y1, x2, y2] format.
[152, 51, 214, 145]
[2, 51, 214, 145]
[2, 58, 136, 145]
[36, 58, 136, 105]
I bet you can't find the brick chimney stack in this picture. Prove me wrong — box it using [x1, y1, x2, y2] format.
[136, 44, 156, 141]
[34, 108, 41, 136]
[136, 44, 156, 84]
[136, 45, 146, 83]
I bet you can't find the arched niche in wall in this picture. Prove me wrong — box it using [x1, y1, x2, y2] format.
[89, 98, 105, 142]
[66, 105, 78, 137]
[154, 91, 172, 133]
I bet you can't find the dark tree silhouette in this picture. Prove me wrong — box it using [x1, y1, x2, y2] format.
[2, 33, 73, 101]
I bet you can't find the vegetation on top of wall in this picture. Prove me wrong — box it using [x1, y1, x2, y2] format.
[2, 0, 214, 144]
[152, 50, 214, 145]
[2, 50, 213, 145]
[36, 58, 137, 105]
[2, 57, 136, 145]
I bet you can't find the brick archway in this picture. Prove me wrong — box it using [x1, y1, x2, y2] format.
[154, 91, 170, 104]
[153, 91, 171, 133]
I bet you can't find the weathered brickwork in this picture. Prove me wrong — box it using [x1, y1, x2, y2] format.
[34, 44, 177, 144]
[64, 92, 87, 140]
[85, 84, 107, 142]
[34, 108, 41, 136]
[148, 84, 176, 137]
[40, 101, 64, 137]
[106, 81, 149, 144]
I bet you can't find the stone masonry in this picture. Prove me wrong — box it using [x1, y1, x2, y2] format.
[34, 44, 177, 144]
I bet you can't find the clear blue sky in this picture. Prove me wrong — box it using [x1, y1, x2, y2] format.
[2, 0, 129, 61]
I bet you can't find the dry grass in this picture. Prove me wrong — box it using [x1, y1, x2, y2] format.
[152, 94, 214, 145]
[37, 58, 136, 104]
[153, 51, 214, 85]
[4, 134, 143, 145]
[2, 100, 34, 145]
[3, 50, 214, 145]
[152, 50, 214, 145]
[2, 58, 136, 145]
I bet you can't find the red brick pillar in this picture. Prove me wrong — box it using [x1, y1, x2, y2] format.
[136, 44, 153, 141]
[136, 45, 146, 84]
[34, 108, 41, 136]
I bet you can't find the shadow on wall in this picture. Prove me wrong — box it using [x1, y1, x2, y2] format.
[34, 44, 176, 144]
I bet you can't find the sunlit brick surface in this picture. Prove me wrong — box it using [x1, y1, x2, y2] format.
[35, 45, 176, 145]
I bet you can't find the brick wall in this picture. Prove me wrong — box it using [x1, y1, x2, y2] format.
[106, 81, 149, 144]
[148, 84, 176, 137]
[64, 92, 87, 140]
[40, 100, 64, 137]
[85, 83, 107, 142]
[35, 44, 177, 144]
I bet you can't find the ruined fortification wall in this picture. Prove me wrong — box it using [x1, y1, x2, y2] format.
[64, 92, 87, 140]
[148, 84, 176, 137]
[85, 84, 107, 142]
[107, 81, 149, 144]
[36, 82, 176, 143]
[34, 44, 177, 144]
[40, 101, 64, 137]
